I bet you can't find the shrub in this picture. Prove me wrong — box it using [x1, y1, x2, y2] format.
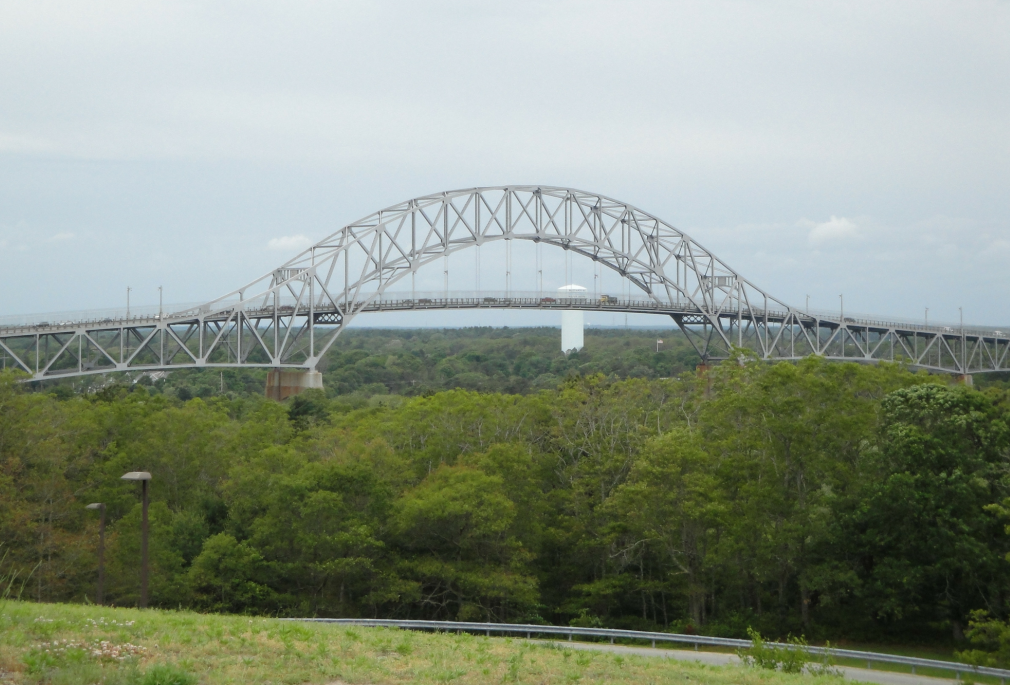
[737, 628, 808, 674]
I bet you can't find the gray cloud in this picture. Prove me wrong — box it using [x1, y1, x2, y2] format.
[267, 235, 311, 252]
[805, 217, 861, 248]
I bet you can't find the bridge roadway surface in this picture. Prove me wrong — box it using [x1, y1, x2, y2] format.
[547, 640, 958, 685]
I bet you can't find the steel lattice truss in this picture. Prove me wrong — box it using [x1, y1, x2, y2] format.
[1, 186, 1007, 381]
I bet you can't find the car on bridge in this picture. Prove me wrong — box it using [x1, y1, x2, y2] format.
[540, 297, 556, 304]
[601, 295, 617, 303]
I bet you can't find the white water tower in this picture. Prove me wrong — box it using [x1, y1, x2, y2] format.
[559, 284, 587, 353]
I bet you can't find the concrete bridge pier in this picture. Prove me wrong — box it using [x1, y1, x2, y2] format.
[265, 369, 324, 400]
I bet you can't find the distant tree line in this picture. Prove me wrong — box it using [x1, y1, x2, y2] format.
[48, 327, 701, 401]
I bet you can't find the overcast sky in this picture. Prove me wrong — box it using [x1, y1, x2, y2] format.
[1, 1, 1008, 328]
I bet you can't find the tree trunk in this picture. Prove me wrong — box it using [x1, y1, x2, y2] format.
[689, 584, 703, 627]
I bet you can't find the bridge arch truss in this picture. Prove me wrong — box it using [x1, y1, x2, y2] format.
[1, 186, 1007, 381]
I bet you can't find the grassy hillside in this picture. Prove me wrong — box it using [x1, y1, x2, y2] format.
[0, 600, 835, 685]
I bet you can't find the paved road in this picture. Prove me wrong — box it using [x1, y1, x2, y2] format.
[550, 641, 957, 685]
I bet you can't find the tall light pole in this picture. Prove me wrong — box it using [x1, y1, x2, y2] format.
[121, 471, 151, 608]
[85, 503, 106, 605]
[158, 286, 163, 319]
[126, 286, 132, 319]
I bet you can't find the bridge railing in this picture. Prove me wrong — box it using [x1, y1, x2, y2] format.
[358, 295, 1009, 339]
[285, 617, 1010, 682]
[2, 293, 1008, 342]
[0, 303, 205, 332]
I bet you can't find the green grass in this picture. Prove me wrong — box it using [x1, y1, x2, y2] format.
[0, 600, 845, 685]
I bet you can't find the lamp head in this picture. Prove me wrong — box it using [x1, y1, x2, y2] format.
[121, 472, 152, 481]
[85, 503, 105, 510]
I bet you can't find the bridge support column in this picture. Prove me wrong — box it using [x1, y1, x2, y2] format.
[265, 369, 324, 401]
[955, 374, 974, 386]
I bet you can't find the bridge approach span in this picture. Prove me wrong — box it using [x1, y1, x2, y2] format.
[0, 186, 1006, 381]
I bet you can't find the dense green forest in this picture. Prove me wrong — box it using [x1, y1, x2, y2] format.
[6, 327, 1010, 660]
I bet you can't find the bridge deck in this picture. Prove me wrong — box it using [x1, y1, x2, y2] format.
[1, 295, 1003, 340]
[1, 295, 1007, 381]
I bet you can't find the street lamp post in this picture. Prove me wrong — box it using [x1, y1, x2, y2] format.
[121, 471, 152, 608]
[85, 503, 106, 605]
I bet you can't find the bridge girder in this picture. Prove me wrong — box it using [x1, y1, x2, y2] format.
[1, 186, 1007, 381]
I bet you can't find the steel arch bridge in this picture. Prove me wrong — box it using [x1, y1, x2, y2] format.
[1, 186, 1007, 383]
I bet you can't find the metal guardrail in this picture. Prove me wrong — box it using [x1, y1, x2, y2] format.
[287, 618, 1010, 682]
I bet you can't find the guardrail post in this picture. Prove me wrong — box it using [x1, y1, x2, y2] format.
[694, 643, 698, 651]
[867, 661, 871, 669]
[568, 632, 572, 641]
[610, 637, 614, 644]
[651, 639, 656, 648]
[911, 666, 915, 674]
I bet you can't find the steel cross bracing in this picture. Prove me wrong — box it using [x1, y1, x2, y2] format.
[1, 186, 1006, 382]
